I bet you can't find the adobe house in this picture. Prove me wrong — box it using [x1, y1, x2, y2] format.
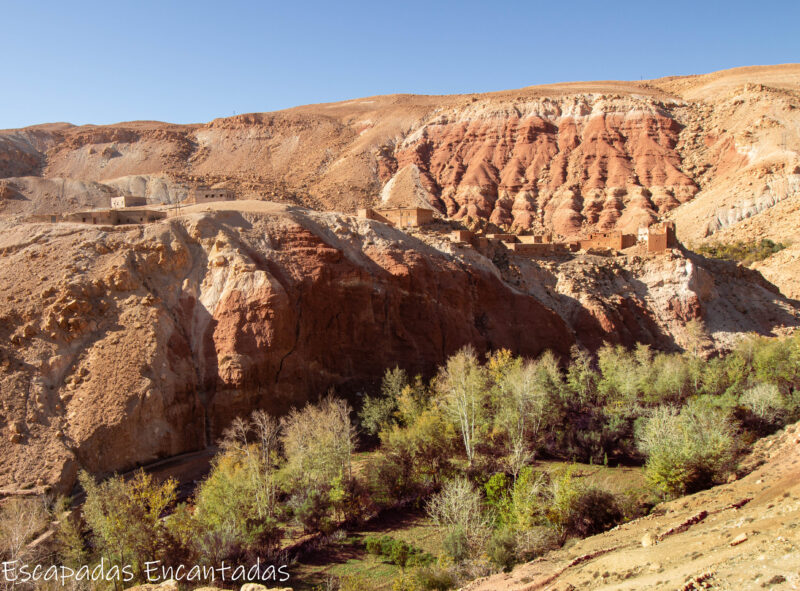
[487, 233, 565, 256]
[65, 209, 166, 225]
[27, 213, 63, 223]
[357, 207, 435, 228]
[646, 221, 677, 253]
[115, 209, 167, 224]
[473, 236, 491, 254]
[110, 195, 148, 209]
[485, 233, 517, 242]
[66, 210, 118, 225]
[182, 187, 235, 205]
[518, 234, 553, 245]
[450, 229, 474, 243]
[504, 241, 564, 255]
[579, 231, 637, 251]
[357, 208, 390, 223]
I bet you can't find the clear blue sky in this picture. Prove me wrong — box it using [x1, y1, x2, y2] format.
[1, 0, 798, 129]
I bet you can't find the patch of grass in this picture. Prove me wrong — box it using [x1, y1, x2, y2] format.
[290, 509, 446, 590]
[535, 461, 648, 494]
[694, 238, 787, 265]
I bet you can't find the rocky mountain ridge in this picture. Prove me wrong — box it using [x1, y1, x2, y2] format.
[0, 65, 797, 238]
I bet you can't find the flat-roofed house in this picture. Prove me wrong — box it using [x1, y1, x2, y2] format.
[646, 221, 677, 253]
[357, 207, 435, 227]
[65, 209, 166, 225]
[183, 187, 235, 205]
[110, 195, 148, 209]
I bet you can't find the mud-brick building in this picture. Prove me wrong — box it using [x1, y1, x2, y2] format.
[182, 187, 235, 205]
[518, 234, 553, 245]
[110, 195, 148, 209]
[450, 229, 474, 243]
[65, 209, 166, 225]
[646, 221, 677, 253]
[486, 233, 517, 242]
[504, 242, 564, 255]
[579, 231, 637, 251]
[357, 207, 435, 228]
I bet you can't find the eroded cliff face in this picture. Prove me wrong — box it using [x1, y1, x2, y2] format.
[0, 205, 573, 494]
[2, 65, 800, 493]
[0, 204, 797, 495]
[386, 96, 697, 235]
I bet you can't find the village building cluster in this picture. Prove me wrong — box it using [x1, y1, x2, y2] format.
[30, 186, 237, 226]
[357, 206, 678, 256]
[32, 196, 676, 256]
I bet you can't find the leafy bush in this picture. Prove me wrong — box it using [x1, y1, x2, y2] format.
[442, 526, 470, 564]
[486, 528, 517, 571]
[545, 466, 582, 534]
[411, 567, 458, 591]
[365, 535, 387, 555]
[364, 535, 432, 567]
[563, 488, 623, 537]
[80, 470, 177, 579]
[379, 406, 456, 492]
[637, 403, 738, 497]
[741, 383, 785, 424]
[289, 487, 335, 534]
[505, 467, 546, 530]
[483, 472, 510, 520]
[389, 540, 412, 567]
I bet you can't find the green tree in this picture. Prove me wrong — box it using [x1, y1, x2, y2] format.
[359, 367, 409, 436]
[80, 470, 177, 579]
[377, 404, 456, 494]
[637, 403, 738, 497]
[192, 450, 283, 559]
[220, 409, 281, 519]
[495, 358, 553, 478]
[437, 346, 489, 465]
[281, 394, 357, 526]
[281, 394, 356, 488]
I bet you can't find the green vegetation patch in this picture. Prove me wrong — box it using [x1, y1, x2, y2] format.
[694, 238, 787, 265]
[10, 333, 798, 591]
